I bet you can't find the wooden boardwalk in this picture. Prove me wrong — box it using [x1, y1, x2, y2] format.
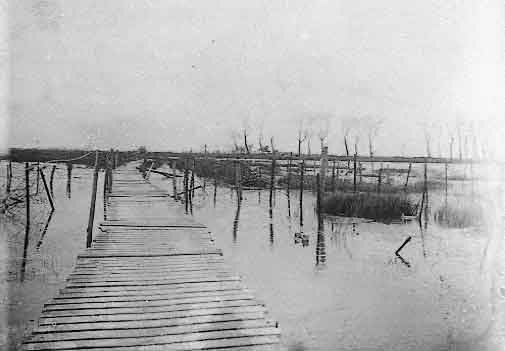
[22, 164, 281, 351]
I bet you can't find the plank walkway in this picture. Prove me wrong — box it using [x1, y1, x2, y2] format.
[23, 164, 281, 351]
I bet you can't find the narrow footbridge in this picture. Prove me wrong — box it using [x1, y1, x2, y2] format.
[22, 163, 281, 351]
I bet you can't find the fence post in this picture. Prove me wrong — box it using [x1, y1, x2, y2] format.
[300, 160, 304, 226]
[184, 160, 189, 213]
[6, 160, 11, 193]
[103, 162, 108, 220]
[404, 162, 412, 192]
[377, 168, 382, 194]
[49, 165, 56, 195]
[172, 160, 177, 199]
[35, 162, 40, 195]
[39, 168, 55, 211]
[331, 160, 336, 192]
[21, 163, 31, 281]
[269, 157, 276, 208]
[287, 155, 292, 217]
[86, 151, 100, 248]
[353, 153, 357, 193]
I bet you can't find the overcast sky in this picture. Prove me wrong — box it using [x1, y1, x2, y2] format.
[6, 0, 505, 157]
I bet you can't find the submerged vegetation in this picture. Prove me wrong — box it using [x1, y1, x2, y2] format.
[321, 192, 417, 223]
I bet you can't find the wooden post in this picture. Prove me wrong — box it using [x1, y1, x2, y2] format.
[86, 151, 100, 248]
[404, 163, 412, 192]
[6, 160, 11, 193]
[103, 165, 108, 220]
[190, 167, 195, 199]
[184, 160, 189, 213]
[320, 146, 328, 193]
[21, 163, 31, 281]
[171, 160, 177, 199]
[287, 156, 292, 217]
[353, 153, 357, 193]
[35, 162, 40, 195]
[444, 162, 448, 216]
[213, 162, 218, 206]
[107, 151, 113, 192]
[49, 165, 56, 195]
[331, 160, 336, 192]
[39, 168, 55, 211]
[377, 168, 382, 194]
[66, 162, 73, 197]
[235, 160, 242, 199]
[300, 160, 304, 226]
[316, 173, 322, 216]
[269, 157, 276, 208]
[423, 161, 429, 224]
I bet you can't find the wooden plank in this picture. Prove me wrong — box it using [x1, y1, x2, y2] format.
[33, 311, 268, 333]
[47, 290, 253, 306]
[23, 327, 280, 350]
[38, 305, 268, 325]
[27, 319, 272, 342]
[41, 299, 262, 318]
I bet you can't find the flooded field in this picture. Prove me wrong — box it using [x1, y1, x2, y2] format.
[1, 161, 105, 350]
[2, 160, 505, 350]
[148, 165, 505, 351]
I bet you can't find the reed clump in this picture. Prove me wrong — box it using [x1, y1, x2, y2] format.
[321, 191, 417, 222]
[434, 200, 483, 228]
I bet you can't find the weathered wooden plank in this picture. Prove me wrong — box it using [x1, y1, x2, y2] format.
[23, 327, 280, 350]
[47, 290, 253, 306]
[33, 311, 267, 333]
[27, 319, 273, 342]
[41, 299, 262, 318]
[38, 305, 268, 325]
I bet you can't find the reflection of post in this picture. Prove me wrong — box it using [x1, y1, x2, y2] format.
[36, 209, 55, 249]
[232, 194, 242, 243]
[21, 163, 31, 281]
[316, 219, 326, 266]
[269, 205, 274, 245]
[299, 160, 304, 226]
[235, 160, 242, 200]
[66, 162, 73, 198]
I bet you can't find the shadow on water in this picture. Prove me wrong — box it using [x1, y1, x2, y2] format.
[233, 192, 241, 243]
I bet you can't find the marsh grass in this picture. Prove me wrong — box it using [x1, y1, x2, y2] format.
[321, 191, 417, 222]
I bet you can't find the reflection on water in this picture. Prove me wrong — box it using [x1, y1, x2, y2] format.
[148, 165, 505, 351]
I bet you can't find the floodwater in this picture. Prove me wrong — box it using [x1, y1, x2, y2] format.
[1, 161, 105, 350]
[148, 165, 505, 351]
[2, 160, 505, 350]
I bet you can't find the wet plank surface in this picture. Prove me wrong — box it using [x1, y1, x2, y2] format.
[23, 163, 281, 351]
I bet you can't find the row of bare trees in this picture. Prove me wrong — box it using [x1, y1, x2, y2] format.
[223, 116, 491, 160]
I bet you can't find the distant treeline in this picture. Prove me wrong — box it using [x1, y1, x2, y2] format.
[5, 148, 141, 168]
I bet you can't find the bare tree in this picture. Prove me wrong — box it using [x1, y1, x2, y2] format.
[297, 119, 307, 157]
